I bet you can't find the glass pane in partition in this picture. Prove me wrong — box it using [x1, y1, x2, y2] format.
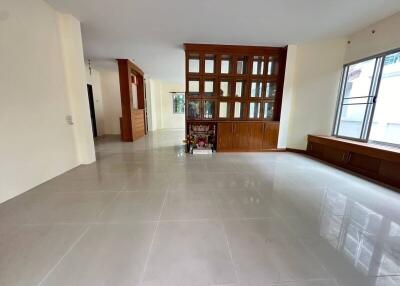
[187, 100, 200, 119]
[266, 82, 277, 98]
[252, 56, 264, 75]
[267, 56, 279, 75]
[249, 102, 261, 119]
[264, 102, 274, 119]
[204, 100, 215, 119]
[219, 102, 229, 118]
[205, 54, 215, 73]
[221, 56, 230, 74]
[188, 80, 199, 93]
[237, 57, 247, 74]
[369, 52, 400, 145]
[251, 81, 263, 97]
[204, 80, 214, 95]
[188, 56, 200, 73]
[235, 81, 244, 97]
[220, 81, 230, 97]
[234, 102, 244, 119]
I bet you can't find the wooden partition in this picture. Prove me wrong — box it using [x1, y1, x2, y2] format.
[117, 59, 147, 142]
[184, 43, 287, 151]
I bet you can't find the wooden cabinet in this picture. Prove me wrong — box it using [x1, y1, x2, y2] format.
[263, 122, 279, 150]
[218, 122, 279, 151]
[307, 135, 400, 190]
[233, 123, 250, 150]
[218, 123, 234, 150]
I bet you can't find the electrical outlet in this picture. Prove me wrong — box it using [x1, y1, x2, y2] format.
[65, 115, 74, 125]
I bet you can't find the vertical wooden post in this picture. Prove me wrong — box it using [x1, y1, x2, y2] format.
[117, 59, 133, 142]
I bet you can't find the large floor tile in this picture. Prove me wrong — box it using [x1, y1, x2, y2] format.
[224, 219, 332, 285]
[214, 190, 276, 219]
[0, 224, 86, 286]
[41, 223, 156, 286]
[142, 221, 237, 286]
[0, 191, 116, 224]
[160, 191, 219, 220]
[98, 191, 165, 223]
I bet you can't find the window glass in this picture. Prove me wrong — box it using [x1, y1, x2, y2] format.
[369, 52, 400, 145]
[336, 59, 376, 138]
[172, 93, 185, 114]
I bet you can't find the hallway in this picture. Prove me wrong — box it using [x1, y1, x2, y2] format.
[0, 130, 400, 286]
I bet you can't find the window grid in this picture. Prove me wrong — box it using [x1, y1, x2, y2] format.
[333, 48, 400, 147]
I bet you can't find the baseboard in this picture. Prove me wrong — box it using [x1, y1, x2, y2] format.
[286, 148, 308, 154]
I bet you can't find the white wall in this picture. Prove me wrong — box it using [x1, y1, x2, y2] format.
[59, 14, 96, 164]
[345, 12, 400, 63]
[99, 69, 122, 135]
[148, 79, 185, 130]
[0, 0, 94, 203]
[86, 65, 105, 136]
[281, 38, 347, 149]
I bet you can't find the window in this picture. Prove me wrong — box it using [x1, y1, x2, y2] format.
[333, 49, 400, 146]
[172, 93, 185, 114]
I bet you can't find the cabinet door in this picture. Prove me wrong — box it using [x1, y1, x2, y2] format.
[323, 146, 349, 165]
[232, 123, 249, 150]
[217, 123, 233, 151]
[248, 122, 264, 150]
[262, 122, 279, 149]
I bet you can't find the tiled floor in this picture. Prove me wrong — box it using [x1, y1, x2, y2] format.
[1, 129, 400, 286]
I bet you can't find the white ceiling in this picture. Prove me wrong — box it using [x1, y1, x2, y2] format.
[46, 0, 400, 83]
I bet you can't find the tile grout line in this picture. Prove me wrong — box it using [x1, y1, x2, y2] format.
[138, 185, 169, 286]
[37, 225, 91, 286]
[211, 191, 241, 286]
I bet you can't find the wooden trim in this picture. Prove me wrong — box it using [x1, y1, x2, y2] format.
[286, 148, 307, 154]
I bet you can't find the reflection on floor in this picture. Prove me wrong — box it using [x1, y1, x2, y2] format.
[0, 129, 400, 286]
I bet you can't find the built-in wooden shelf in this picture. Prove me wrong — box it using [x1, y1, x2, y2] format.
[184, 43, 288, 152]
[307, 135, 400, 189]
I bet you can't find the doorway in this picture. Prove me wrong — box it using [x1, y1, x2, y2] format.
[87, 84, 97, 137]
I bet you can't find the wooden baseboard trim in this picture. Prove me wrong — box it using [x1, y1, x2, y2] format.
[286, 148, 307, 154]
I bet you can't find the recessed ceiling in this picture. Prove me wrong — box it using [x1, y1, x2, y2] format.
[46, 0, 400, 83]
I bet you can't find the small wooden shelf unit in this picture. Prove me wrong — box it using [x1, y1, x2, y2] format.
[184, 43, 287, 152]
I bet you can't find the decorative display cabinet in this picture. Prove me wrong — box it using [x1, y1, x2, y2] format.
[184, 43, 287, 152]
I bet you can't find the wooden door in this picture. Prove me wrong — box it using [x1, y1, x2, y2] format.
[262, 122, 279, 149]
[248, 122, 264, 150]
[218, 123, 234, 151]
[232, 123, 249, 150]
